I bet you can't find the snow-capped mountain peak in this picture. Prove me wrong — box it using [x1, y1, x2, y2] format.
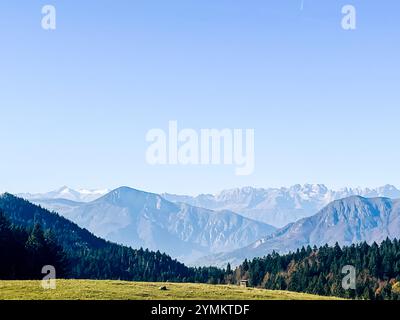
[18, 186, 109, 203]
[163, 184, 400, 227]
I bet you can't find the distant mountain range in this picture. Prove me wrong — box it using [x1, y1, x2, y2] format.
[18, 186, 109, 203]
[201, 196, 400, 267]
[163, 184, 400, 227]
[31, 187, 276, 263]
[20, 184, 400, 228]
[15, 184, 400, 267]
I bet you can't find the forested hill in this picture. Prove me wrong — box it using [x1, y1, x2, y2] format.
[0, 193, 224, 282]
[0, 193, 107, 251]
[231, 241, 400, 300]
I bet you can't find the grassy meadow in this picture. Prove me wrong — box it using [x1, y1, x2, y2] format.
[0, 280, 342, 300]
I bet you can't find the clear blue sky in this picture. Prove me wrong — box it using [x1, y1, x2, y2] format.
[1, 0, 399, 195]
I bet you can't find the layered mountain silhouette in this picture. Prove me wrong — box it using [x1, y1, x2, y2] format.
[201, 196, 400, 266]
[163, 184, 400, 227]
[17, 185, 400, 267]
[24, 184, 400, 228]
[33, 187, 276, 263]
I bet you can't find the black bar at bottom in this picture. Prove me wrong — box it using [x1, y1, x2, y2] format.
[0, 300, 397, 319]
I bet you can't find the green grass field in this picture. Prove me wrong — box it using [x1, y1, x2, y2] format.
[0, 280, 341, 300]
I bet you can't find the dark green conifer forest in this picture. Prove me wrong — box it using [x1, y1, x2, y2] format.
[230, 241, 400, 300]
[0, 194, 224, 283]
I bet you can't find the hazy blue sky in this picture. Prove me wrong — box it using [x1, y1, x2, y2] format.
[1, 0, 399, 195]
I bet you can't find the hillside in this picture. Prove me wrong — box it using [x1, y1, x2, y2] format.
[0, 193, 205, 282]
[32, 187, 276, 263]
[232, 239, 400, 300]
[202, 196, 400, 266]
[0, 193, 109, 252]
[0, 280, 341, 300]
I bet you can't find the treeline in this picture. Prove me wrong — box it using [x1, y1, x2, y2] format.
[0, 194, 225, 283]
[0, 213, 67, 279]
[68, 243, 225, 283]
[230, 241, 400, 300]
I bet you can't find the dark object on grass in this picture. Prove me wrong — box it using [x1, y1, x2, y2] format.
[159, 286, 168, 291]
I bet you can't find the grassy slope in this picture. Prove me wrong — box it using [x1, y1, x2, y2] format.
[0, 280, 341, 300]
